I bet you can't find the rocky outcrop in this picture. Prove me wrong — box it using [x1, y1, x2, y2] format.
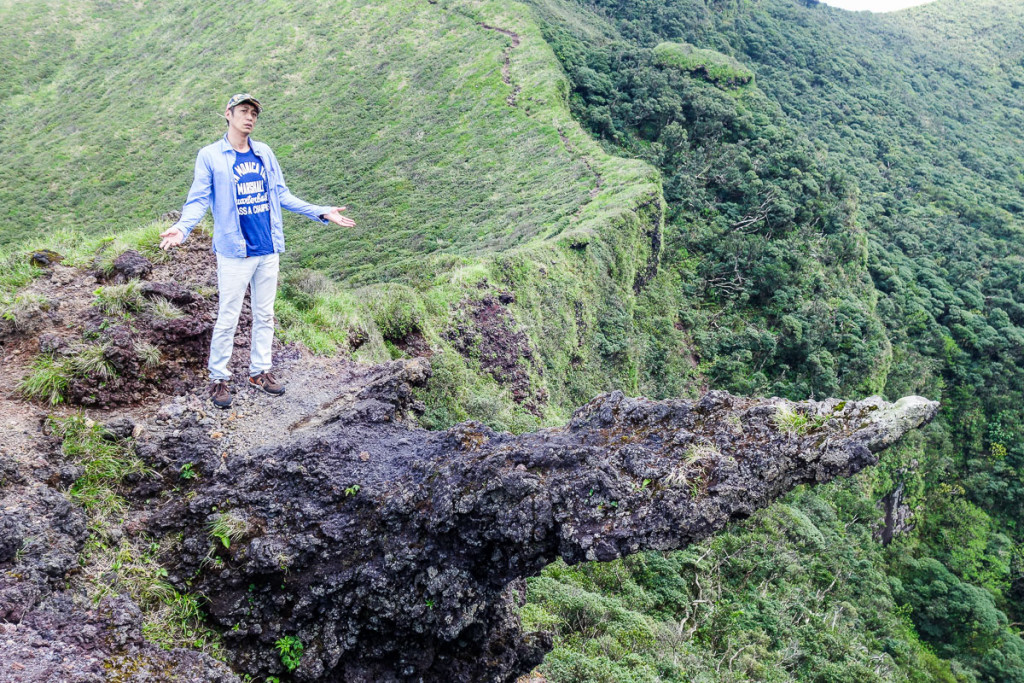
[1, 594, 238, 683]
[134, 364, 937, 683]
[0, 448, 238, 683]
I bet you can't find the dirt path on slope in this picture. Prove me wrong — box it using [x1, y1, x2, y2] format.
[479, 23, 523, 107]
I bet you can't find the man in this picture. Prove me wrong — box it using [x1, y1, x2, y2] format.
[159, 93, 354, 409]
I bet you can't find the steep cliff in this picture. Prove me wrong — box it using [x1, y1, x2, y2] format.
[129, 360, 936, 681]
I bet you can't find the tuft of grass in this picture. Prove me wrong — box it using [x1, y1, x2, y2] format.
[207, 512, 248, 550]
[773, 405, 831, 436]
[17, 354, 71, 405]
[663, 467, 691, 489]
[146, 297, 183, 320]
[663, 443, 718, 490]
[683, 443, 720, 463]
[48, 414, 153, 526]
[69, 344, 117, 379]
[773, 404, 810, 436]
[133, 340, 162, 368]
[93, 280, 145, 315]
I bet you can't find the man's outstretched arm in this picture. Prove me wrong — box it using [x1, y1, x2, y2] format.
[268, 148, 355, 228]
[161, 152, 213, 250]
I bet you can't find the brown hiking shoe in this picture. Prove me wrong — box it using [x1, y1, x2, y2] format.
[249, 371, 285, 395]
[209, 380, 232, 409]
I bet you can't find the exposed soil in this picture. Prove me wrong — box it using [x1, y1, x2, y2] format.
[445, 289, 548, 414]
[479, 23, 523, 107]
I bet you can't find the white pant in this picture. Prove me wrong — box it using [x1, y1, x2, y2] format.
[208, 253, 279, 380]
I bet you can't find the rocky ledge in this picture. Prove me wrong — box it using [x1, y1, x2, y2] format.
[119, 359, 937, 682]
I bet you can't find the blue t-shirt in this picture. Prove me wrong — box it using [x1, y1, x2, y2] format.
[232, 147, 273, 257]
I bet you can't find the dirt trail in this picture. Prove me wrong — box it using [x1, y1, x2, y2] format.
[479, 23, 523, 107]
[0, 235, 384, 466]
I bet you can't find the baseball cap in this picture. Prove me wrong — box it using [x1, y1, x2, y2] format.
[226, 93, 262, 114]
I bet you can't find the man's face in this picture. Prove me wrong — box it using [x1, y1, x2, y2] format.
[226, 102, 259, 135]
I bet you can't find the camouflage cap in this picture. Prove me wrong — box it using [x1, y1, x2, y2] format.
[226, 93, 262, 114]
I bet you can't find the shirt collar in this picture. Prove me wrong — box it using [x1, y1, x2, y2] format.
[220, 134, 259, 153]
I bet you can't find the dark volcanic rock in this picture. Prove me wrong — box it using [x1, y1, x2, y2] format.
[28, 250, 64, 268]
[0, 594, 239, 683]
[107, 249, 153, 283]
[143, 381, 937, 682]
[0, 482, 86, 622]
[875, 480, 915, 545]
[446, 295, 547, 412]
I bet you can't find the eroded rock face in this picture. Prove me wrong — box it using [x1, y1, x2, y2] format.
[0, 594, 238, 683]
[138, 373, 938, 683]
[0, 450, 238, 683]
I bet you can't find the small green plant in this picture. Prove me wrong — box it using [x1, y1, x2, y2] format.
[207, 512, 248, 550]
[93, 280, 144, 315]
[345, 484, 361, 497]
[275, 635, 304, 672]
[773, 404, 810, 436]
[69, 343, 117, 379]
[134, 340, 162, 367]
[147, 297, 184, 320]
[17, 354, 70, 404]
[180, 463, 197, 480]
[425, 598, 435, 609]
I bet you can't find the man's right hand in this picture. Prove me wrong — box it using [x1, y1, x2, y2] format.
[159, 227, 184, 250]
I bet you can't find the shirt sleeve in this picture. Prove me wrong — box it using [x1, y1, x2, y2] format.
[171, 151, 213, 240]
[268, 147, 331, 223]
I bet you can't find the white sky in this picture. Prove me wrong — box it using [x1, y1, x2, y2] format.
[820, 0, 936, 11]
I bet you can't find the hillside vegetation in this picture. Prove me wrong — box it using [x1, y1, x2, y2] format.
[518, 0, 1024, 681]
[2, 0, 1024, 681]
[1, 0, 677, 432]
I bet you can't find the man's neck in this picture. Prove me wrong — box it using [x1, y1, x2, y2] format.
[227, 127, 250, 152]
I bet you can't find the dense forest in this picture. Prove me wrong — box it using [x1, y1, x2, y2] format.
[520, 0, 1024, 681]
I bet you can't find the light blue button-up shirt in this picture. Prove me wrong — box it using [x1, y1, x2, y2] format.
[171, 134, 332, 257]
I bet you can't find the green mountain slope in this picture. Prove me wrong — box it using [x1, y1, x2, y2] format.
[0, 0, 592, 283]
[0, 0, 682, 430]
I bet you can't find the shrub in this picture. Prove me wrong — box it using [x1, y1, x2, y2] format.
[362, 283, 427, 342]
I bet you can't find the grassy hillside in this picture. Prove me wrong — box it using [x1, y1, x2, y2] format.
[0, 0, 590, 283]
[0, 0, 681, 431]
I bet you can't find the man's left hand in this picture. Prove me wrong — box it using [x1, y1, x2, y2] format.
[322, 206, 356, 228]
